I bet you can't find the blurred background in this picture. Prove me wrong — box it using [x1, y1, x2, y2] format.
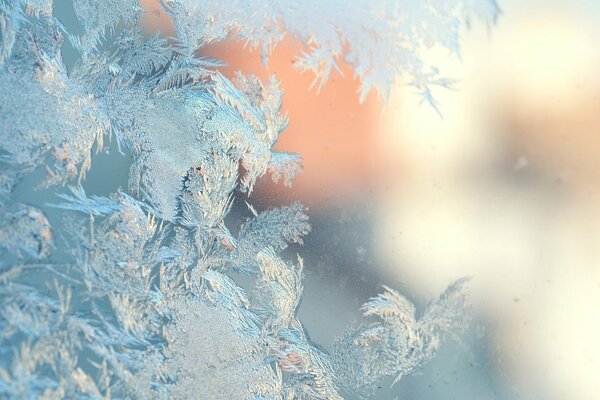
[141, 0, 600, 398]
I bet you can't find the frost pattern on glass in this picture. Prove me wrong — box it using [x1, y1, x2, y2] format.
[162, 0, 500, 103]
[0, 1, 495, 398]
[333, 279, 471, 397]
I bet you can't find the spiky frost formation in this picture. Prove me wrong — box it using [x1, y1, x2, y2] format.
[162, 0, 500, 103]
[0, 0, 493, 398]
[333, 279, 472, 396]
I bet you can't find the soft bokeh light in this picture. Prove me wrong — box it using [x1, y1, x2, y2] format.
[376, 1, 600, 398]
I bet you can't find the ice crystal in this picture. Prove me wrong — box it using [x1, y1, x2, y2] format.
[0, 1, 495, 398]
[162, 0, 500, 102]
[163, 298, 279, 400]
[333, 279, 472, 396]
[0, 204, 52, 260]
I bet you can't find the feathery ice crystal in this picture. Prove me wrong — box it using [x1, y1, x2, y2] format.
[0, 0, 498, 398]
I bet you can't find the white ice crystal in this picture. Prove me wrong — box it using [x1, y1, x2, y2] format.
[333, 279, 472, 396]
[162, 0, 500, 102]
[0, 0, 496, 398]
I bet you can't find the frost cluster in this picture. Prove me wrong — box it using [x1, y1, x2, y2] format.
[0, 1, 497, 398]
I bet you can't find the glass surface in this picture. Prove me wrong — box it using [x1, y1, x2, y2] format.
[1, 1, 599, 398]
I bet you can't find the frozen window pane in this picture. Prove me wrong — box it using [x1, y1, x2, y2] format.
[0, 0, 497, 398]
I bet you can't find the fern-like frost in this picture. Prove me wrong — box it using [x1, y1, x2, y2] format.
[0, 0, 494, 398]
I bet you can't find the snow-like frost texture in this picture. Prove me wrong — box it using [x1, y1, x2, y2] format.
[0, 0, 494, 398]
[163, 298, 279, 399]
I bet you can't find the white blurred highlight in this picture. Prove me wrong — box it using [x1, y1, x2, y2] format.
[375, 1, 600, 399]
